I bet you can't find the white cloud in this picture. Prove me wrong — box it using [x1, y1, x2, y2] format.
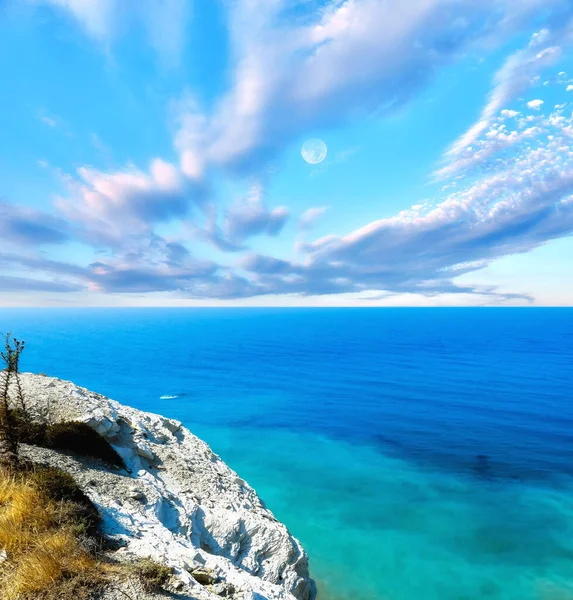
[243, 103, 573, 299]
[180, 150, 204, 181]
[434, 111, 544, 181]
[172, 94, 207, 180]
[56, 158, 192, 247]
[527, 99, 545, 109]
[10, 0, 573, 303]
[174, 0, 572, 175]
[8, 100, 573, 301]
[40, 115, 57, 127]
[36, 0, 115, 40]
[33, 0, 190, 65]
[35, 107, 63, 129]
[442, 22, 573, 176]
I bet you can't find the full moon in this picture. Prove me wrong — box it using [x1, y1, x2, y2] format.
[301, 138, 328, 164]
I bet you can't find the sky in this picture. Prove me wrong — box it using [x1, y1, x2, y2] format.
[1, 0, 573, 307]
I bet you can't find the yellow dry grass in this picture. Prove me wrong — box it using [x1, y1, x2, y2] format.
[0, 470, 103, 600]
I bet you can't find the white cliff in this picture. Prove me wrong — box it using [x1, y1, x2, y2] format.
[14, 373, 315, 600]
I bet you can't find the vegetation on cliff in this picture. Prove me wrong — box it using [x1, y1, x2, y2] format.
[0, 334, 170, 599]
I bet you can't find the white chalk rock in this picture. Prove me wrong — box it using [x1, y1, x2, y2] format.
[14, 374, 315, 600]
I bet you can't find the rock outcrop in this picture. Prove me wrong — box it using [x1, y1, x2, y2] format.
[13, 373, 315, 600]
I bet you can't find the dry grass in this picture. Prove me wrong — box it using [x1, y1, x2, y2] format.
[0, 469, 105, 600]
[133, 557, 174, 591]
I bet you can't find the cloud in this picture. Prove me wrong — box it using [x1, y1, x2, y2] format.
[172, 94, 208, 181]
[139, 0, 190, 68]
[80, 238, 258, 298]
[173, 0, 572, 175]
[0, 275, 83, 293]
[90, 133, 112, 162]
[35, 0, 115, 40]
[224, 184, 289, 241]
[87, 259, 216, 294]
[0, 252, 88, 293]
[7, 0, 573, 304]
[35, 107, 66, 130]
[33, 0, 190, 65]
[56, 159, 197, 247]
[0, 238, 255, 299]
[240, 253, 294, 276]
[434, 109, 544, 180]
[5, 101, 573, 301]
[197, 183, 290, 251]
[40, 116, 57, 127]
[0, 252, 87, 279]
[527, 99, 545, 109]
[0, 200, 70, 247]
[441, 19, 573, 177]
[242, 113, 573, 299]
[298, 207, 330, 230]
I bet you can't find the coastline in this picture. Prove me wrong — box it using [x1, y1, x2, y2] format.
[2, 308, 572, 600]
[8, 373, 316, 600]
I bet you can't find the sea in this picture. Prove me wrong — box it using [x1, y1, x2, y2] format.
[1, 307, 573, 600]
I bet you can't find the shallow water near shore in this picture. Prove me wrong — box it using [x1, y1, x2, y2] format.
[2, 308, 573, 599]
[204, 426, 573, 600]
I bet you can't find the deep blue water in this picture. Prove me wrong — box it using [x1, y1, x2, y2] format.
[1, 308, 573, 599]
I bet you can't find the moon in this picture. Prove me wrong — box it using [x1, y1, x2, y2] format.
[301, 138, 328, 164]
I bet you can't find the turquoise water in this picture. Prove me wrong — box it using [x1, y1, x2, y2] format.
[1, 308, 573, 599]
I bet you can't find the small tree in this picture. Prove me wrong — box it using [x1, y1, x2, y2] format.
[0, 333, 26, 466]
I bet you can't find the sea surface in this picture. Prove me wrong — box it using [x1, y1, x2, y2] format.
[1, 307, 573, 600]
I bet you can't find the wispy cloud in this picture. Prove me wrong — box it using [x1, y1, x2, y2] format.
[5, 99, 573, 299]
[40, 115, 57, 127]
[33, 0, 190, 66]
[194, 183, 290, 252]
[140, 0, 190, 69]
[37, 0, 115, 41]
[6, 0, 573, 303]
[0, 200, 70, 247]
[223, 183, 289, 242]
[440, 20, 573, 178]
[55, 159, 198, 248]
[35, 107, 64, 129]
[0, 275, 83, 293]
[21, 94, 573, 301]
[173, 0, 572, 175]
[298, 207, 330, 230]
[243, 104, 573, 299]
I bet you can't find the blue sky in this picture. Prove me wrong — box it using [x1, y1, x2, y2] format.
[2, 0, 573, 306]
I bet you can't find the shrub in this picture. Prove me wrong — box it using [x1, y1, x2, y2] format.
[0, 333, 25, 466]
[11, 412, 125, 471]
[27, 466, 101, 538]
[133, 557, 173, 591]
[10, 409, 48, 446]
[44, 422, 125, 469]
